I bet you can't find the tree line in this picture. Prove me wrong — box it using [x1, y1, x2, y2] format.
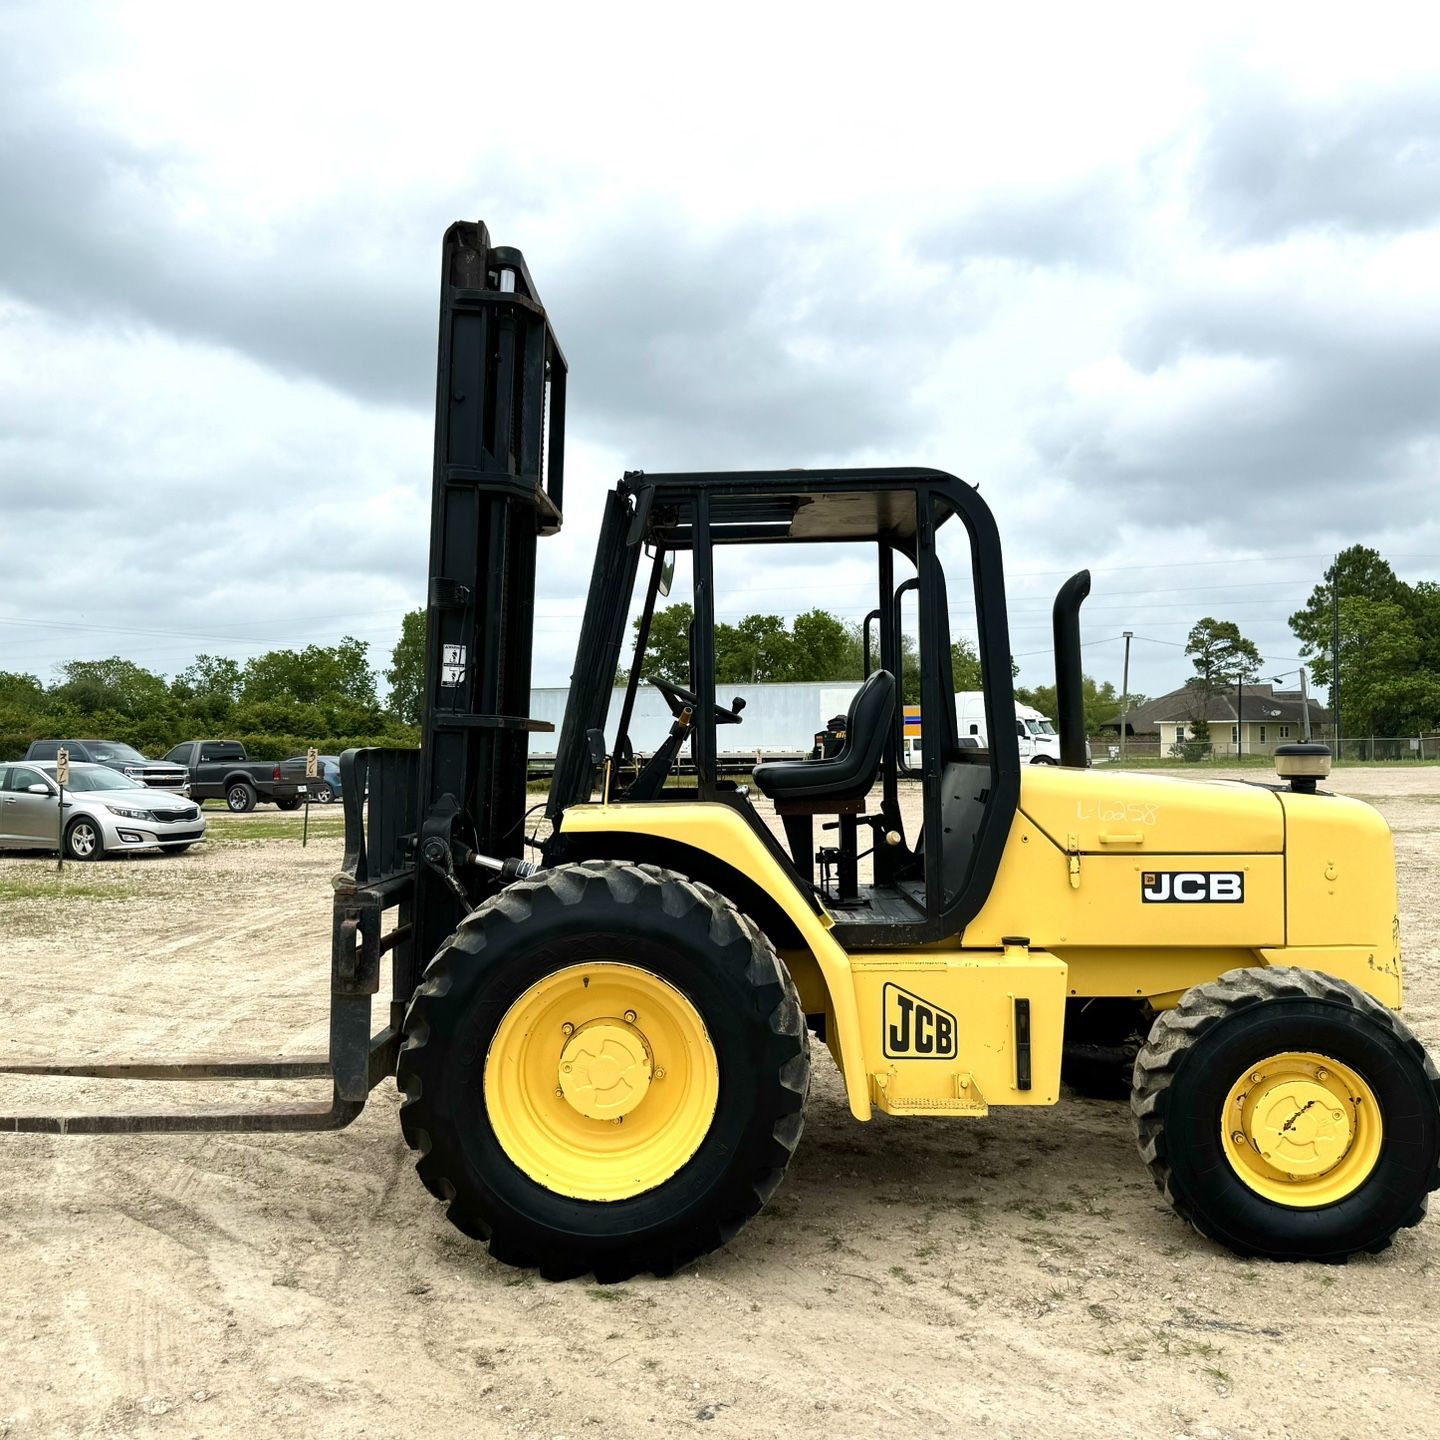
[0, 604, 1131, 760]
[0, 639, 418, 762]
[624, 604, 985, 704]
[8, 545, 1432, 764]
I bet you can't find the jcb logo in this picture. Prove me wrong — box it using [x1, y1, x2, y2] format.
[1141, 871, 1244, 904]
[883, 984, 958, 1059]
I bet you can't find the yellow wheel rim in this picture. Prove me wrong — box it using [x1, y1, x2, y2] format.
[1220, 1051, 1382, 1207]
[484, 962, 719, 1202]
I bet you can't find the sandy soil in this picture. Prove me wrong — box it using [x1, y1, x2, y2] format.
[0, 770, 1437, 1440]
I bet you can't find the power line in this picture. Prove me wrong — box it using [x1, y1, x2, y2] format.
[1013, 635, 1125, 659]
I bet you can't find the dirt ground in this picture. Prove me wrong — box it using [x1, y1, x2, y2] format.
[1, 769, 1437, 1440]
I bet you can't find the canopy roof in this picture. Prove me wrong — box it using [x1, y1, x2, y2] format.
[627, 468, 965, 547]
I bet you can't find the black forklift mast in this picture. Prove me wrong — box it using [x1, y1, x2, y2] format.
[409, 221, 567, 971]
[0, 221, 567, 1135]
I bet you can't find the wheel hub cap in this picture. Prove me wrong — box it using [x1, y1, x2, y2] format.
[1247, 1078, 1351, 1176]
[1220, 1050, 1382, 1206]
[484, 962, 719, 1202]
[558, 1020, 653, 1120]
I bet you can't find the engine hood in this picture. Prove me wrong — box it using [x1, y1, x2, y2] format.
[1018, 766, 1285, 854]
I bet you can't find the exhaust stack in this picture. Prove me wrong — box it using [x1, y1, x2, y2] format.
[1052, 570, 1091, 769]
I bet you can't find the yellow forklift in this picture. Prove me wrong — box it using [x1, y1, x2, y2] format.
[6, 223, 1436, 1281]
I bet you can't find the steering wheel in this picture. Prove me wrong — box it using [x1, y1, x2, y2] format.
[646, 677, 745, 725]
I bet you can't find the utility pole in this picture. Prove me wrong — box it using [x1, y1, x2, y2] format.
[1236, 675, 1243, 760]
[1331, 554, 1341, 749]
[1120, 630, 1133, 764]
[1299, 665, 1312, 743]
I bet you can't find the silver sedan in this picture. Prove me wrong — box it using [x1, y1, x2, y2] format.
[0, 761, 207, 861]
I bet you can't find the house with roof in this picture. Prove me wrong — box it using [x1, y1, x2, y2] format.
[1100, 683, 1330, 756]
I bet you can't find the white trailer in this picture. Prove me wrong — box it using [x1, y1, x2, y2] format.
[530, 682, 1075, 769]
[528, 680, 866, 763]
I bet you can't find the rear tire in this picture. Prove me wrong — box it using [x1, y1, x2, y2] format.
[1133, 967, 1440, 1261]
[226, 781, 257, 813]
[398, 860, 809, 1280]
[64, 816, 104, 862]
[311, 782, 335, 804]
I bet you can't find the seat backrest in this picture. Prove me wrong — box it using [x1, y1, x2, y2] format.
[842, 668, 896, 790]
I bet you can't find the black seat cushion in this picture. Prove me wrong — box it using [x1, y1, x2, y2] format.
[753, 669, 896, 804]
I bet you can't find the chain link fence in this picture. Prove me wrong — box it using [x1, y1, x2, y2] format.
[1330, 736, 1440, 762]
[1098, 734, 1440, 763]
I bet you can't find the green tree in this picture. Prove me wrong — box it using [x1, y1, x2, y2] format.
[51, 657, 171, 718]
[173, 654, 243, 703]
[1288, 546, 1408, 695]
[624, 603, 694, 686]
[0, 671, 44, 708]
[386, 609, 426, 726]
[625, 605, 866, 688]
[1289, 552, 1440, 735]
[1185, 617, 1262, 697]
[169, 654, 243, 731]
[949, 638, 981, 691]
[0, 672, 47, 760]
[1412, 582, 1440, 676]
[241, 637, 378, 710]
[716, 613, 793, 683]
[1334, 596, 1440, 735]
[788, 610, 853, 681]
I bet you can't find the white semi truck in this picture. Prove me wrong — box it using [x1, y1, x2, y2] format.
[953, 691, 1063, 763]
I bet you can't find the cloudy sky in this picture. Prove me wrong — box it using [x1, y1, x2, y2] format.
[2, 3, 1438, 708]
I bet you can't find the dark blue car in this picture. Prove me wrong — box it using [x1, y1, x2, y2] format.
[284, 754, 342, 804]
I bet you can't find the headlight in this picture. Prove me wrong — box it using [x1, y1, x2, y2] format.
[106, 804, 156, 821]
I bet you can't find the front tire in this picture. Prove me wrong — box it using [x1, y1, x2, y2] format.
[398, 861, 809, 1280]
[311, 782, 335, 804]
[226, 781, 257, 813]
[1133, 967, 1440, 1261]
[64, 816, 105, 862]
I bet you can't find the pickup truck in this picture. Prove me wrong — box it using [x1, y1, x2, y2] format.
[162, 740, 311, 812]
[24, 739, 189, 792]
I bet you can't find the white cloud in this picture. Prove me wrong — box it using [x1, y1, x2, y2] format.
[0, 0, 1438, 708]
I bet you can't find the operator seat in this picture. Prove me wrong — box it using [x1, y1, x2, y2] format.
[754, 669, 895, 804]
[753, 669, 895, 889]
